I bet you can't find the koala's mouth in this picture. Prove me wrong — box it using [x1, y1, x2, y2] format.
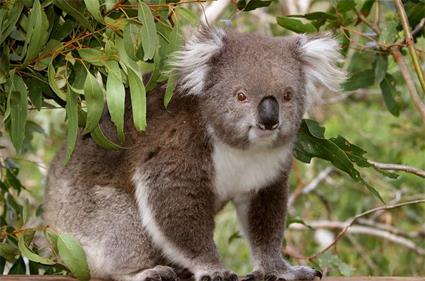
[248, 125, 280, 145]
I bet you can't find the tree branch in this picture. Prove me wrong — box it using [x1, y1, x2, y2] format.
[368, 160, 425, 178]
[287, 167, 334, 208]
[301, 199, 425, 259]
[289, 220, 425, 256]
[393, 0, 425, 94]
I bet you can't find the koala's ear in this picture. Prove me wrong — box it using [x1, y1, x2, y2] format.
[296, 33, 346, 104]
[169, 25, 225, 96]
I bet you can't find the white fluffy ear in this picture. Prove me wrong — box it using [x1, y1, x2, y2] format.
[298, 34, 347, 105]
[168, 25, 225, 96]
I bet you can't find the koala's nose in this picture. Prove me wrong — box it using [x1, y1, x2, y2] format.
[257, 96, 279, 130]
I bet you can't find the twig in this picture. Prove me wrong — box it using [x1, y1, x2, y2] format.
[354, 8, 380, 35]
[368, 160, 425, 178]
[290, 220, 425, 256]
[411, 18, 425, 37]
[390, 47, 425, 124]
[393, 0, 425, 94]
[287, 167, 334, 207]
[358, 218, 425, 238]
[303, 199, 425, 259]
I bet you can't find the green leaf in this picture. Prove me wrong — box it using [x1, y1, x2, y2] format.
[83, 0, 103, 22]
[78, 49, 106, 67]
[27, 78, 44, 110]
[238, 0, 272, 11]
[330, 135, 370, 167]
[128, 67, 147, 131]
[164, 74, 177, 108]
[106, 61, 125, 142]
[228, 231, 242, 244]
[286, 215, 313, 230]
[276, 16, 317, 33]
[364, 181, 385, 204]
[0, 243, 19, 262]
[360, 0, 375, 17]
[65, 89, 79, 163]
[90, 126, 123, 150]
[53, 0, 93, 31]
[57, 233, 90, 281]
[374, 54, 388, 84]
[123, 21, 143, 61]
[138, 2, 158, 61]
[379, 74, 401, 117]
[17, 233, 56, 265]
[83, 71, 105, 134]
[9, 75, 28, 154]
[318, 253, 353, 276]
[48, 60, 67, 101]
[302, 12, 336, 21]
[24, 0, 49, 64]
[105, 61, 125, 142]
[0, 1, 24, 45]
[336, 0, 356, 13]
[380, 20, 398, 44]
[295, 120, 361, 182]
[343, 69, 375, 91]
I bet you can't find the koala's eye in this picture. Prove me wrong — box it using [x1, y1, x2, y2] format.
[283, 89, 292, 102]
[237, 91, 247, 102]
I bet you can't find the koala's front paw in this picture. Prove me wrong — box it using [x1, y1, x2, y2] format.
[196, 269, 238, 281]
[242, 266, 322, 281]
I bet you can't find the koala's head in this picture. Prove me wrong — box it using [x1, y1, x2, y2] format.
[170, 26, 345, 149]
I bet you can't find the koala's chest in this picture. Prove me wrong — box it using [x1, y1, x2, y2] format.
[212, 141, 291, 202]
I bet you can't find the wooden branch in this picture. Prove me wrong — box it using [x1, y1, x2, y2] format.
[289, 220, 425, 255]
[304, 199, 425, 259]
[393, 0, 425, 94]
[287, 167, 334, 207]
[390, 47, 425, 124]
[368, 160, 425, 178]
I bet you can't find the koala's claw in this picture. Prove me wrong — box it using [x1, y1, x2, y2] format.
[243, 266, 321, 281]
[199, 270, 238, 281]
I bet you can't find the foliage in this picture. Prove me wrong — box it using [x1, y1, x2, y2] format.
[1, 0, 425, 279]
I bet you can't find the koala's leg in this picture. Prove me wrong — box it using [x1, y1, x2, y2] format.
[234, 181, 321, 281]
[134, 171, 238, 281]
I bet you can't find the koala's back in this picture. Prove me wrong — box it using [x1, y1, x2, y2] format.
[43, 86, 210, 277]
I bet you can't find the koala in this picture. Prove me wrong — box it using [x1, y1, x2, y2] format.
[43, 26, 345, 281]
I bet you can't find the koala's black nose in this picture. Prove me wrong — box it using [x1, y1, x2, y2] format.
[257, 96, 279, 130]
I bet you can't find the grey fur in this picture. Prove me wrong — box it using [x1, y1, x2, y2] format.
[44, 26, 344, 281]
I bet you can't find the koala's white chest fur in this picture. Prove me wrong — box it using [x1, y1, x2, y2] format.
[212, 140, 292, 202]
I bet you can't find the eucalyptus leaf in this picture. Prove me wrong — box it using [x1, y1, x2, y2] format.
[65, 89, 79, 163]
[83, 71, 105, 134]
[57, 233, 90, 281]
[83, 0, 103, 23]
[9, 75, 28, 154]
[105, 61, 125, 142]
[276, 16, 317, 33]
[343, 69, 375, 91]
[17, 232, 56, 265]
[128, 68, 147, 131]
[380, 74, 401, 117]
[138, 2, 158, 61]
